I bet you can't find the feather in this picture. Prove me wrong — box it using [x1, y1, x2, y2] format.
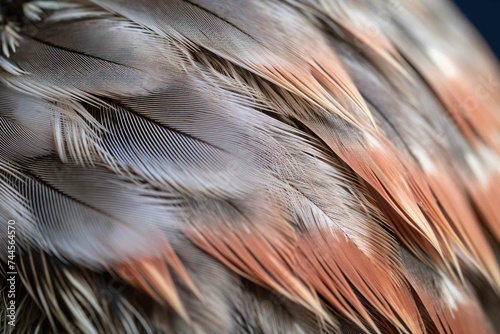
[0, 157, 184, 266]
[1, 0, 499, 333]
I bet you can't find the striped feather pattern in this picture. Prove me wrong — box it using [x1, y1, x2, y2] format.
[0, 0, 499, 333]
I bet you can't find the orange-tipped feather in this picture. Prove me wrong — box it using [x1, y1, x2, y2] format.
[1, 0, 499, 333]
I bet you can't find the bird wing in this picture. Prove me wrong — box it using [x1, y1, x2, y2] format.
[1, 0, 499, 333]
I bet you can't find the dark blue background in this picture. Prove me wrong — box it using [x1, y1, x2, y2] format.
[453, 0, 500, 60]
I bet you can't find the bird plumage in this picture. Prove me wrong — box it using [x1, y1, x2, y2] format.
[0, 0, 499, 333]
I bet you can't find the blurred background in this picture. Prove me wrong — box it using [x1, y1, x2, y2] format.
[453, 0, 500, 59]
